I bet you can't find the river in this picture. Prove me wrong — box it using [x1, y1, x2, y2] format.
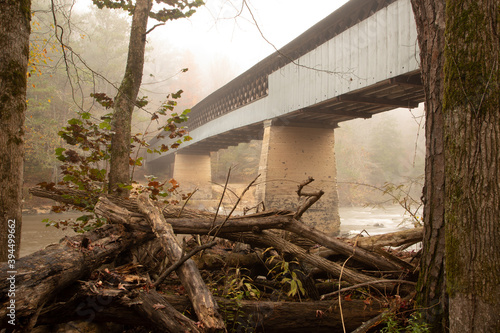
[20, 205, 420, 257]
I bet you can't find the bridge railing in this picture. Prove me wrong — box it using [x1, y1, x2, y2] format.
[186, 73, 269, 130]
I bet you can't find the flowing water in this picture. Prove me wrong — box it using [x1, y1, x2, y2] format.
[20, 212, 81, 257]
[20, 205, 419, 257]
[338, 205, 420, 237]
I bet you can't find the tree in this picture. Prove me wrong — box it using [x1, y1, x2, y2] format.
[0, 0, 31, 261]
[412, 0, 500, 331]
[90, 0, 203, 196]
[410, 1, 448, 331]
[443, 1, 499, 330]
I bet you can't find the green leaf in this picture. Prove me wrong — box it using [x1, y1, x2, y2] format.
[99, 121, 111, 130]
[55, 147, 66, 155]
[171, 89, 183, 99]
[68, 118, 82, 125]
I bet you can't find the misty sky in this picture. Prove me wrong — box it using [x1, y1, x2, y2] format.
[147, 0, 349, 75]
[74, 0, 349, 78]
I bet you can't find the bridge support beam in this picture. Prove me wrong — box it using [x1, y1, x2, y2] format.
[173, 152, 212, 199]
[256, 120, 340, 234]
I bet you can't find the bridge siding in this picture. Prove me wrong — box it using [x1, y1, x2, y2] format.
[148, 0, 419, 161]
[268, 0, 418, 117]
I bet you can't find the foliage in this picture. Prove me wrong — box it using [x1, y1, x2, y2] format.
[92, 0, 204, 22]
[38, 92, 191, 232]
[222, 268, 261, 302]
[265, 252, 306, 299]
[378, 177, 424, 226]
[381, 311, 430, 333]
[28, 11, 57, 79]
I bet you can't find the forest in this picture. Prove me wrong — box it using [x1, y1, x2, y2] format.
[0, 0, 498, 332]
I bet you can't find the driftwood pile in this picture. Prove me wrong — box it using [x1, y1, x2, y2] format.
[0, 181, 422, 332]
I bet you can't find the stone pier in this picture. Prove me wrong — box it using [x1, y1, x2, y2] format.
[255, 120, 340, 234]
[172, 152, 213, 199]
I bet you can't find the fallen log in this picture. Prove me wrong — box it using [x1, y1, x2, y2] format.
[90, 191, 406, 272]
[0, 224, 152, 329]
[2, 186, 418, 332]
[136, 193, 225, 331]
[37, 285, 385, 333]
[346, 227, 423, 249]
[219, 230, 399, 289]
[285, 220, 404, 271]
[93, 195, 294, 235]
[30, 186, 219, 219]
[30, 189, 412, 285]
[128, 289, 203, 332]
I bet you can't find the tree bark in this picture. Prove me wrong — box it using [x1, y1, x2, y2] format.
[410, 1, 448, 330]
[108, 0, 151, 196]
[443, 1, 500, 331]
[0, 0, 31, 262]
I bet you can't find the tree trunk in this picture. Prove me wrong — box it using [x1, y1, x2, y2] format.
[443, 1, 500, 331]
[108, 0, 151, 196]
[0, 0, 31, 262]
[410, 1, 448, 330]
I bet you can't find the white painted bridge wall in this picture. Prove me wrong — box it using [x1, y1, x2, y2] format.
[267, 0, 419, 116]
[149, 0, 419, 158]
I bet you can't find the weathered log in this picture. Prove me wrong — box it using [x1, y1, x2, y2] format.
[219, 230, 399, 288]
[38, 286, 385, 333]
[0, 224, 152, 329]
[285, 220, 404, 271]
[94, 196, 294, 234]
[130, 289, 202, 332]
[345, 227, 423, 249]
[136, 193, 226, 331]
[30, 186, 222, 219]
[92, 192, 406, 272]
[93, 196, 401, 294]
[25, 188, 412, 291]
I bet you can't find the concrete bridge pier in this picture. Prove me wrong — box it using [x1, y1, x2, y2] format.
[172, 152, 213, 199]
[255, 120, 341, 234]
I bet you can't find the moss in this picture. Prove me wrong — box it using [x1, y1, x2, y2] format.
[19, 0, 32, 23]
[444, 214, 460, 297]
[1, 60, 28, 98]
[0, 59, 27, 127]
[443, 0, 498, 117]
